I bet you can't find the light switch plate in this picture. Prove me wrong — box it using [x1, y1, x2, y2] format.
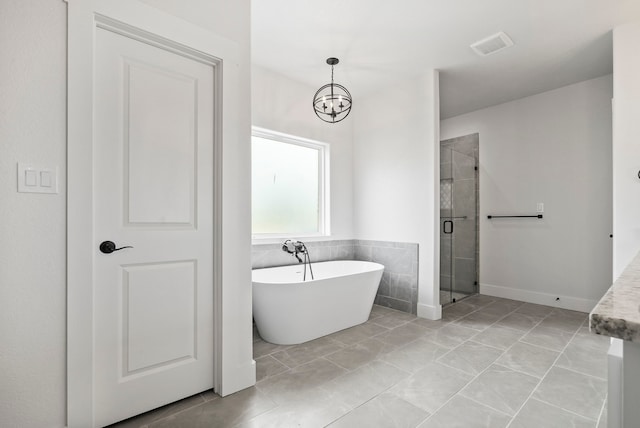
[25, 170, 38, 187]
[17, 163, 58, 194]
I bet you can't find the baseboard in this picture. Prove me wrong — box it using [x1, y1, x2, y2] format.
[480, 283, 598, 313]
[417, 302, 442, 320]
[219, 359, 256, 397]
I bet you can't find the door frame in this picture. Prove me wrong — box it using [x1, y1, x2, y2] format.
[67, 1, 237, 425]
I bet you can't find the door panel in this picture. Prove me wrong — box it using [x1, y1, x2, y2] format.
[123, 261, 197, 374]
[93, 26, 214, 426]
[125, 61, 197, 226]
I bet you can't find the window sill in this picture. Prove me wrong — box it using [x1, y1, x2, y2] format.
[252, 233, 331, 245]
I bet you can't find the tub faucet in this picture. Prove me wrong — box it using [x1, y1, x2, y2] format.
[282, 240, 304, 262]
[282, 240, 314, 280]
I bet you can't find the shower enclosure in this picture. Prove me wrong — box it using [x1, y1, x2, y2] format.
[440, 134, 479, 305]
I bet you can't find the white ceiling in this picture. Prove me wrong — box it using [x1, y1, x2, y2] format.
[251, 0, 640, 119]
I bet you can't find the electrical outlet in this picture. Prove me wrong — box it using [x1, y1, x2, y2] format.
[536, 202, 544, 213]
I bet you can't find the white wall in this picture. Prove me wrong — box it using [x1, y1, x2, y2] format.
[612, 21, 640, 279]
[0, 1, 67, 426]
[353, 71, 441, 319]
[251, 65, 354, 240]
[0, 0, 251, 427]
[441, 75, 613, 312]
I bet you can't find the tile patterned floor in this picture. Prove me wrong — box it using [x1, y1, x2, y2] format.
[110, 295, 610, 428]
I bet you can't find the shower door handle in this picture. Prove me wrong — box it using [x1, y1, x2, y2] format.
[443, 220, 453, 234]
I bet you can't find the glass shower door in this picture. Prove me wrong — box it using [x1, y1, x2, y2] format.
[440, 147, 477, 305]
[440, 147, 454, 305]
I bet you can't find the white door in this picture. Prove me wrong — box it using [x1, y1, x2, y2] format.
[92, 25, 215, 427]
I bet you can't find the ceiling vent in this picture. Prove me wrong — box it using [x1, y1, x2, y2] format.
[470, 31, 514, 56]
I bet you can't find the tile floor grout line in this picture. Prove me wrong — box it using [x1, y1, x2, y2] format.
[346, 302, 585, 427]
[364, 307, 499, 425]
[414, 303, 540, 425]
[369, 320, 413, 329]
[322, 370, 418, 428]
[595, 392, 608, 427]
[230, 392, 284, 428]
[488, 362, 550, 382]
[427, 300, 590, 426]
[552, 364, 608, 381]
[387, 301, 590, 426]
[516, 338, 573, 353]
[458, 393, 515, 418]
[313, 348, 420, 427]
[486, 322, 534, 333]
[441, 302, 545, 358]
[505, 317, 588, 428]
[450, 304, 556, 427]
[532, 396, 600, 423]
[466, 338, 513, 352]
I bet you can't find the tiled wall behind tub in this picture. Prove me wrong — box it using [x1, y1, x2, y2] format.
[353, 240, 419, 315]
[251, 240, 355, 269]
[252, 239, 419, 315]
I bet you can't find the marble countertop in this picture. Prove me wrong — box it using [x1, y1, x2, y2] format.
[590, 251, 640, 342]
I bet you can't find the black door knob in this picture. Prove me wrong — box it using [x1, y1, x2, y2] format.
[99, 241, 133, 254]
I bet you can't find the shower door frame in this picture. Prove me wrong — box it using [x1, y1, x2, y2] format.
[439, 136, 479, 305]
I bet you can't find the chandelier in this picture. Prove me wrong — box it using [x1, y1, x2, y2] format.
[312, 57, 352, 123]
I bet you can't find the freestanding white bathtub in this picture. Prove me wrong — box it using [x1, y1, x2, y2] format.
[252, 260, 384, 345]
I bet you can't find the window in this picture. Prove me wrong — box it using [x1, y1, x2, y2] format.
[252, 128, 329, 238]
